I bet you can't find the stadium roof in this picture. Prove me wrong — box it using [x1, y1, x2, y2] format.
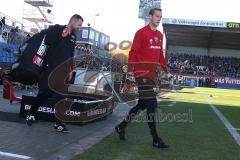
[163, 18, 240, 50]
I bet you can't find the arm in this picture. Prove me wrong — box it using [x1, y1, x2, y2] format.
[128, 30, 142, 72]
[45, 25, 69, 45]
[159, 34, 169, 73]
[159, 52, 169, 73]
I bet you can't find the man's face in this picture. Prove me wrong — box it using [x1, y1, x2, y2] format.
[149, 10, 162, 27]
[71, 19, 83, 32]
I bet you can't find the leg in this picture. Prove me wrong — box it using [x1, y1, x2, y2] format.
[146, 98, 169, 148]
[29, 90, 49, 115]
[145, 98, 160, 142]
[52, 92, 64, 125]
[52, 92, 70, 133]
[115, 99, 145, 140]
[119, 99, 145, 128]
[26, 89, 50, 126]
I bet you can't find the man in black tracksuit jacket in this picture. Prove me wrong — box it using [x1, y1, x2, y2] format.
[26, 14, 84, 132]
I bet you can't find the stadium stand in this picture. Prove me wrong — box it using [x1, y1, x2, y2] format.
[0, 13, 24, 71]
[168, 53, 240, 78]
[163, 18, 240, 89]
[0, 12, 27, 45]
[0, 42, 18, 67]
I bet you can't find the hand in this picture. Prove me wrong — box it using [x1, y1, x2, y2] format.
[62, 27, 71, 37]
[165, 68, 170, 74]
[126, 72, 135, 82]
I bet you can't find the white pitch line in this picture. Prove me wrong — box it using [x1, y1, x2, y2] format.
[168, 101, 176, 107]
[230, 128, 240, 131]
[168, 104, 174, 107]
[0, 151, 31, 159]
[209, 103, 240, 146]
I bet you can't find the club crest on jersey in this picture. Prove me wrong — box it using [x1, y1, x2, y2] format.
[149, 39, 153, 44]
[154, 37, 159, 43]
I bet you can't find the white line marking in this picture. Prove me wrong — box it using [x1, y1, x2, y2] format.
[0, 151, 31, 159]
[209, 103, 240, 146]
[230, 128, 240, 131]
[168, 101, 176, 107]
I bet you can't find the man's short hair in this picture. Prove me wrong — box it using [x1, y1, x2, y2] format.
[69, 14, 84, 22]
[149, 8, 162, 16]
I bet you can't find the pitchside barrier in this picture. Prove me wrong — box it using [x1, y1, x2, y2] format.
[172, 73, 240, 89]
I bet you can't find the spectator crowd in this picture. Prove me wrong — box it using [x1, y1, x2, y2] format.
[167, 53, 240, 78]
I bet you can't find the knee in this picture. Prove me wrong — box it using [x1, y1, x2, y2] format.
[146, 99, 157, 110]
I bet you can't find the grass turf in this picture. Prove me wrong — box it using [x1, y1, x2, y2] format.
[73, 87, 240, 160]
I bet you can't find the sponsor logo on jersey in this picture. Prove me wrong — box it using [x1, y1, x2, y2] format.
[149, 46, 161, 49]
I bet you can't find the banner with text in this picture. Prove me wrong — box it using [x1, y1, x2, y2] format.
[163, 18, 227, 28]
[227, 22, 240, 29]
[139, 0, 161, 19]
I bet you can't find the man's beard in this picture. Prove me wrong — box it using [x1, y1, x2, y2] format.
[73, 28, 81, 33]
[72, 28, 77, 33]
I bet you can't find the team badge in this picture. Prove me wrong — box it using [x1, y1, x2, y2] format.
[154, 37, 159, 43]
[149, 39, 153, 44]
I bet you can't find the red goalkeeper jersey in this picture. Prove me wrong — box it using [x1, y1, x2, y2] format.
[128, 25, 168, 80]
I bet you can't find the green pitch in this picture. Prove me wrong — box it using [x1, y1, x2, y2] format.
[73, 87, 240, 160]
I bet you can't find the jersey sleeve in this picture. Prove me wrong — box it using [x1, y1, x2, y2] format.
[159, 34, 169, 72]
[128, 30, 142, 72]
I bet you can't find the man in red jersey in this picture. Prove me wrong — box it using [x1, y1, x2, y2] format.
[115, 8, 169, 148]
